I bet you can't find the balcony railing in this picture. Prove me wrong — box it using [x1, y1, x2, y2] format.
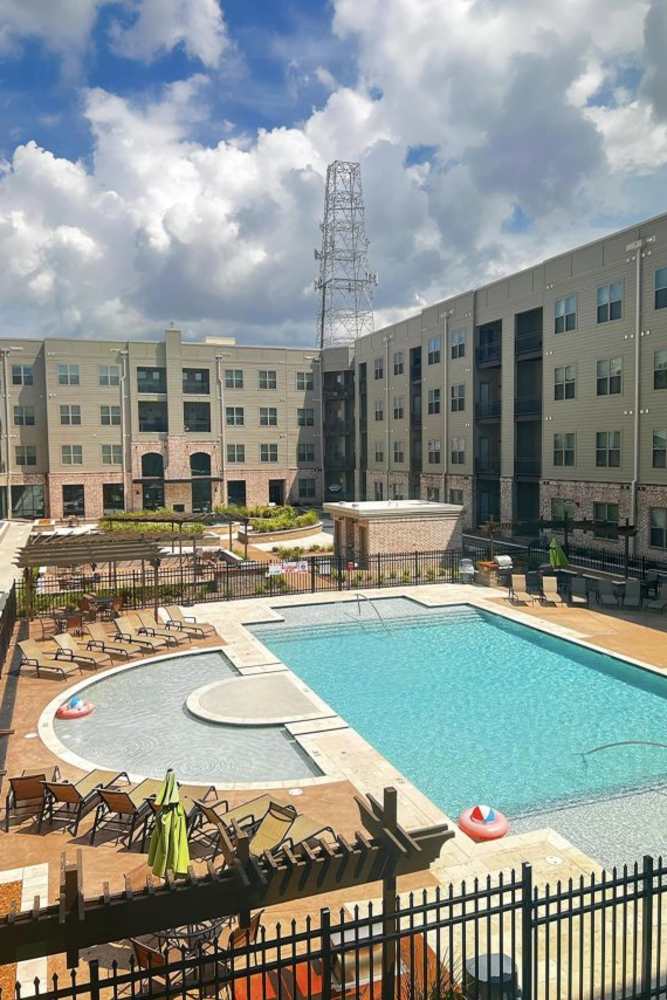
[476, 343, 501, 365]
[476, 400, 501, 419]
[515, 332, 543, 356]
[475, 458, 500, 476]
[514, 398, 542, 417]
[514, 457, 541, 476]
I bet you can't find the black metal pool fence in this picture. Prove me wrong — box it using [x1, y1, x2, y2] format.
[11, 856, 667, 1000]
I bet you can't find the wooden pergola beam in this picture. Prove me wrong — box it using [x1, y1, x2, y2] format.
[15, 535, 163, 569]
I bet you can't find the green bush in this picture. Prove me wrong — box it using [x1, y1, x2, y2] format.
[101, 509, 204, 538]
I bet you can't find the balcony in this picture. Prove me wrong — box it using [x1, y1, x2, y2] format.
[476, 343, 501, 366]
[514, 398, 542, 418]
[514, 457, 541, 477]
[515, 332, 543, 357]
[475, 458, 500, 476]
[476, 400, 501, 420]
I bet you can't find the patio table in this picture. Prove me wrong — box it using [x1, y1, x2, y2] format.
[156, 917, 229, 955]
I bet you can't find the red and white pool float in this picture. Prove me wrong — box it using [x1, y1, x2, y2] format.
[56, 696, 95, 720]
[458, 804, 509, 842]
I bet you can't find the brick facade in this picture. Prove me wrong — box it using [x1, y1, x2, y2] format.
[539, 479, 634, 551]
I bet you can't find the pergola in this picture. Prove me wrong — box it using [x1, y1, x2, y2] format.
[15, 534, 164, 619]
[103, 510, 251, 559]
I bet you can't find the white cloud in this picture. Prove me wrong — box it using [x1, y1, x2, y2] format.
[0, 0, 104, 70]
[109, 0, 229, 68]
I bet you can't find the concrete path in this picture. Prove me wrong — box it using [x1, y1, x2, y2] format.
[0, 520, 31, 594]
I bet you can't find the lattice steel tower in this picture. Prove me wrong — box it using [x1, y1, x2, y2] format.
[314, 160, 378, 348]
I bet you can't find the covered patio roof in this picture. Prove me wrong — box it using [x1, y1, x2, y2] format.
[15, 533, 163, 570]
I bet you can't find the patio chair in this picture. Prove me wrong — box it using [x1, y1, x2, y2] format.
[40, 769, 130, 835]
[89, 778, 163, 848]
[5, 767, 61, 831]
[190, 794, 295, 852]
[510, 574, 534, 605]
[129, 938, 185, 992]
[54, 632, 112, 669]
[645, 595, 667, 613]
[597, 578, 619, 608]
[541, 576, 565, 607]
[280, 813, 337, 852]
[163, 606, 215, 637]
[131, 611, 188, 646]
[18, 640, 81, 680]
[84, 623, 147, 659]
[569, 577, 589, 606]
[244, 802, 299, 856]
[114, 617, 169, 652]
[218, 910, 265, 970]
[623, 579, 643, 609]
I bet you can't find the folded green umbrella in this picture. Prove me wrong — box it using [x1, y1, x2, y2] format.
[549, 536, 569, 569]
[147, 769, 190, 877]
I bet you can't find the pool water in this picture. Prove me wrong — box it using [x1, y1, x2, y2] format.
[250, 600, 667, 817]
[53, 650, 320, 785]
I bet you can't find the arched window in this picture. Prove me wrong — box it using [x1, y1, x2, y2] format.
[190, 452, 211, 477]
[141, 452, 164, 478]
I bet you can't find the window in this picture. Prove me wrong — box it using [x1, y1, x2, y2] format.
[258, 370, 277, 390]
[554, 366, 576, 400]
[655, 350, 667, 390]
[141, 453, 164, 477]
[260, 443, 278, 463]
[62, 444, 83, 465]
[551, 498, 576, 522]
[13, 405, 34, 426]
[226, 406, 244, 426]
[184, 402, 211, 433]
[60, 404, 81, 425]
[554, 295, 576, 333]
[226, 444, 245, 463]
[374, 357, 384, 380]
[58, 363, 79, 386]
[103, 484, 124, 514]
[392, 397, 404, 420]
[428, 337, 441, 365]
[101, 444, 123, 464]
[450, 437, 465, 464]
[449, 328, 465, 359]
[553, 433, 575, 466]
[296, 371, 314, 390]
[11, 484, 45, 518]
[449, 489, 464, 505]
[260, 406, 278, 426]
[653, 430, 667, 469]
[100, 405, 120, 426]
[374, 442, 384, 462]
[393, 440, 404, 464]
[427, 439, 441, 464]
[12, 364, 33, 385]
[451, 384, 465, 412]
[15, 445, 36, 466]
[595, 431, 621, 467]
[99, 365, 120, 386]
[182, 368, 210, 394]
[297, 408, 314, 427]
[374, 481, 384, 501]
[596, 357, 623, 395]
[299, 478, 316, 499]
[593, 501, 619, 539]
[597, 282, 623, 323]
[393, 351, 404, 375]
[190, 453, 211, 476]
[298, 442, 315, 462]
[650, 507, 667, 548]
[62, 484, 84, 517]
[424, 388, 440, 415]
[137, 366, 166, 393]
[138, 400, 168, 432]
[427, 487, 440, 501]
[225, 369, 243, 389]
[374, 400, 384, 421]
[391, 484, 404, 500]
[655, 268, 667, 310]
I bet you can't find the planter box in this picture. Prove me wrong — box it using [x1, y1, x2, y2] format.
[237, 521, 323, 545]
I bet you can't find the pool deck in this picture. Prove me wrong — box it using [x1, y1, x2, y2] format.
[2, 583, 667, 980]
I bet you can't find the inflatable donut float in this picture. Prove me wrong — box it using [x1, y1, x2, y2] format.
[458, 804, 509, 842]
[56, 696, 95, 720]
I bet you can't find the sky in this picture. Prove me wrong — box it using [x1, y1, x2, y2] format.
[0, 0, 666, 347]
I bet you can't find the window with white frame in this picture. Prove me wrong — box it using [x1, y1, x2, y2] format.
[551, 498, 576, 523]
[597, 282, 623, 323]
[260, 443, 278, 462]
[62, 444, 83, 465]
[258, 370, 277, 390]
[393, 397, 404, 420]
[554, 295, 577, 333]
[101, 444, 122, 464]
[226, 444, 245, 463]
[12, 364, 33, 385]
[58, 363, 80, 385]
[654, 268, 667, 310]
[393, 351, 404, 375]
[593, 501, 619, 539]
[428, 337, 441, 365]
[374, 357, 384, 380]
[553, 433, 575, 466]
[13, 405, 34, 426]
[451, 384, 465, 412]
[298, 478, 316, 498]
[393, 440, 404, 464]
[225, 369, 243, 389]
[296, 371, 314, 390]
[554, 365, 576, 400]
[653, 430, 667, 469]
[596, 357, 622, 395]
[449, 328, 465, 359]
[100, 405, 120, 426]
[374, 399, 384, 420]
[374, 442, 384, 462]
[450, 437, 465, 464]
[297, 408, 314, 426]
[428, 388, 441, 414]
[595, 431, 621, 467]
[655, 350, 667, 390]
[260, 407, 278, 426]
[427, 439, 441, 464]
[297, 442, 315, 462]
[99, 365, 120, 386]
[650, 507, 667, 548]
[60, 404, 81, 425]
[15, 445, 36, 466]
[226, 406, 244, 426]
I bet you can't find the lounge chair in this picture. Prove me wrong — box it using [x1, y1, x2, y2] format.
[244, 802, 299, 856]
[40, 769, 129, 835]
[598, 579, 619, 608]
[163, 606, 215, 638]
[569, 577, 588, 606]
[510, 574, 534, 605]
[623, 579, 642, 609]
[645, 595, 667, 613]
[218, 910, 264, 971]
[54, 632, 112, 669]
[5, 767, 61, 831]
[129, 938, 185, 991]
[84, 623, 148, 659]
[190, 794, 293, 847]
[114, 617, 169, 652]
[18, 640, 81, 680]
[541, 576, 565, 607]
[131, 611, 188, 646]
[280, 813, 337, 852]
[196, 799, 297, 861]
[89, 778, 163, 848]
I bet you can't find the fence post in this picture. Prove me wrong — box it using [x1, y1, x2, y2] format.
[521, 862, 533, 1000]
[310, 557, 316, 594]
[89, 959, 100, 1000]
[320, 907, 332, 1000]
[641, 854, 654, 999]
[414, 550, 419, 581]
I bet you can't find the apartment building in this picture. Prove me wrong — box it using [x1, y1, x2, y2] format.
[0, 329, 322, 519]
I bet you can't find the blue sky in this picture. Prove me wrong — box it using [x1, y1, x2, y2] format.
[0, 0, 664, 345]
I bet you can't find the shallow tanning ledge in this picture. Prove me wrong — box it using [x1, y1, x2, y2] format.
[186, 672, 332, 726]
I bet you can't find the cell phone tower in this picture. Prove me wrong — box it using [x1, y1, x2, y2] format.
[314, 160, 378, 348]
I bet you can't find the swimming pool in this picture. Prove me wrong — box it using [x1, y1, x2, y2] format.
[250, 599, 667, 817]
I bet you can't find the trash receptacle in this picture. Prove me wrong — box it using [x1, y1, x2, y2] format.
[464, 953, 520, 999]
[459, 558, 476, 584]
